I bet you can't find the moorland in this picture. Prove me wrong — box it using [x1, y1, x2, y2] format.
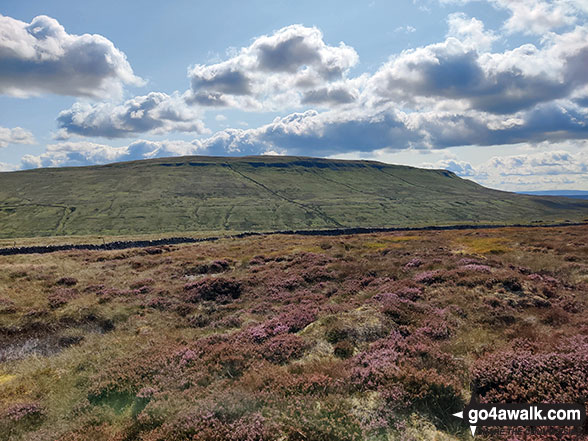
[1, 156, 587, 239]
[1, 225, 587, 440]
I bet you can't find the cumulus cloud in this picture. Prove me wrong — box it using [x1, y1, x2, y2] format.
[187, 25, 359, 109]
[301, 83, 360, 105]
[0, 162, 17, 171]
[51, 24, 360, 139]
[424, 146, 588, 190]
[188, 108, 416, 156]
[184, 102, 587, 157]
[479, 149, 588, 177]
[0, 14, 143, 98]
[43, 18, 588, 146]
[365, 24, 588, 114]
[21, 139, 203, 169]
[56, 92, 207, 139]
[447, 13, 497, 51]
[47, 98, 588, 163]
[439, 0, 586, 34]
[0, 126, 35, 147]
[493, 0, 580, 35]
[421, 157, 477, 175]
[407, 103, 588, 148]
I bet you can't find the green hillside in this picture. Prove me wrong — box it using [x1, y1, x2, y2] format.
[0, 155, 586, 238]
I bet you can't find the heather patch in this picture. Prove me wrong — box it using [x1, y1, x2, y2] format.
[472, 337, 588, 404]
[56, 277, 78, 286]
[183, 278, 243, 303]
[184, 259, 231, 275]
[414, 270, 445, 285]
[47, 288, 79, 309]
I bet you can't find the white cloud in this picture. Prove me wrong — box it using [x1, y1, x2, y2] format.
[479, 149, 588, 176]
[440, 0, 587, 35]
[423, 158, 477, 175]
[0, 161, 17, 171]
[51, 24, 361, 139]
[20, 139, 203, 169]
[0, 126, 35, 147]
[395, 25, 417, 33]
[364, 24, 588, 114]
[30, 98, 588, 167]
[496, 0, 578, 35]
[182, 99, 588, 157]
[447, 13, 497, 51]
[423, 145, 588, 190]
[0, 14, 143, 98]
[261, 149, 286, 156]
[56, 92, 207, 139]
[187, 25, 359, 110]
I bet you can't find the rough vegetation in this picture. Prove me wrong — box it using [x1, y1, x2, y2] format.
[0, 225, 587, 440]
[1, 156, 587, 238]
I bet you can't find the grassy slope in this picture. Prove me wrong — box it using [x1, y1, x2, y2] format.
[0, 155, 587, 238]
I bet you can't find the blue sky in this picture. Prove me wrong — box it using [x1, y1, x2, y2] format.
[0, 0, 587, 191]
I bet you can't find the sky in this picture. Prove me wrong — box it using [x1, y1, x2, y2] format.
[0, 0, 587, 191]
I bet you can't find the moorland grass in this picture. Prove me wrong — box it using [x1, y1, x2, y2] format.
[1, 155, 587, 239]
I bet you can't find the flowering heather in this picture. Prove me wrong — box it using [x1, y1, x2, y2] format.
[456, 258, 482, 266]
[413, 270, 444, 284]
[404, 258, 423, 268]
[176, 348, 198, 367]
[300, 265, 333, 283]
[183, 277, 242, 303]
[187, 259, 231, 275]
[398, 286, 424, 300]
[379, 294, 425, 326]
[351, 332, 404, 389]
[288, 252, 333, 268]
[459, 263, 492, 273]
[472, 338, 588, 403]
[47, 287, 79, 309]
[1, 225, 587, 440]
[144, 296, 173, 311]
[1, 403, 45, 422]
[156, 408, 274, 441]
[56, 277, 78, 286]
[248, 255, 266, 266]
[244, 305, 318, 342]
[136, 386, 157, 399]
[417, 318, 452, 340]
[272, 274, 305, 291]
[528, 273, 544, 282]
[83, 283, 106, 293]
[262, 334, 307, 364]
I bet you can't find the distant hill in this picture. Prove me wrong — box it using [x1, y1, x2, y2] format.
[0, 156, 587, 238]
[518, 190, 588, 200]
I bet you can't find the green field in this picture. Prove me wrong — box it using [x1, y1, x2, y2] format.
[0, 155, 587, 239]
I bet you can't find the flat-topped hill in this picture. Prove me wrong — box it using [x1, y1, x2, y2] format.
[0, 155, 586, 238]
